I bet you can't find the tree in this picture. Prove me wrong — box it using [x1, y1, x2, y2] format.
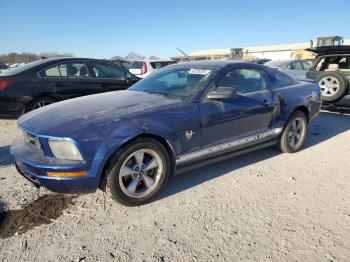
[124, 52, 145, 61]
[0, 52, 74, 63]
[39, 52, 73, 58]
[110, 55, 124, 60]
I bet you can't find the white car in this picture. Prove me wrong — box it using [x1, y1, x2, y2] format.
[129, 59, 176, 78]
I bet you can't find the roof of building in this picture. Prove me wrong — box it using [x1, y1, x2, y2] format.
[173, 40, 350, 58]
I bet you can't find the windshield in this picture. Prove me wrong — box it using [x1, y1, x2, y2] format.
[0, 59, 46, 76]
[130, 67, 214, 99]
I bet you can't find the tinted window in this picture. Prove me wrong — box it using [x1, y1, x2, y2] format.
[150, 61, 176, 69]
[44, 66, 60, 77]
[122, 61, 131, 69]
[302, 61, 312, 70]
[130, 67, 213, 99]
[216, 69, 266, 94]
[130, 61, 143, 69]
[111, 60, 130, 69]
[90, 61, 125, 80]
[269, 70, 297, 89]
[289, 61, 303, 70]
[43, 62, 89, 77]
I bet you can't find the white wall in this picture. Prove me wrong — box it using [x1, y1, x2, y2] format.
[249, 51, 292, 60]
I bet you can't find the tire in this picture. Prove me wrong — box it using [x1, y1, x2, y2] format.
[105, 138, 171, 206]
[277, 111, 308, 153]
[316, 72, 348, 102]
[26, 96, 57, 112]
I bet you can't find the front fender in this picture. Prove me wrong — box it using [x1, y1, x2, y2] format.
[92, 118, 178, 180]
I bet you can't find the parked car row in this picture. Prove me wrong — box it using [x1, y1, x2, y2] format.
[0, 57, 140, 114]
[0, 57, 177, 115]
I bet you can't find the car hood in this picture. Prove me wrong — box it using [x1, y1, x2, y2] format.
[18, 90, 183, 138]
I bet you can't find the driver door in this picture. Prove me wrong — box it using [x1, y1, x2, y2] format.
[88, 61, 131, 91]
[199, 67, 275, 148]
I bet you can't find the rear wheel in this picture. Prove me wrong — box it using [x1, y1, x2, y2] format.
[105, 138, 170, 206]
[316, 72, 348, 102]
[26, 96, 57, 112]
[277, 111, 308, 153]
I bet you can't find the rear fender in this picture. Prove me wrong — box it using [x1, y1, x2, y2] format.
[272, 82, 320, 127]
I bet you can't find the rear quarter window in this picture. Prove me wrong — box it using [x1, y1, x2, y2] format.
[268, 70, 297, 89]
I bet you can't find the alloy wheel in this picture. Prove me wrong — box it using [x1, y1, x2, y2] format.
[33, 100, 53, 110]
[287, 117, 305, 148]
[119, 149, 163, 198]
[318, 76, 339, 97]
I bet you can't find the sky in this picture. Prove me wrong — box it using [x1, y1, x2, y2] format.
[1, 0, 350, 59]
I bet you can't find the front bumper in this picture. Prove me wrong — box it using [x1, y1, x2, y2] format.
[11, 136, 100, 193]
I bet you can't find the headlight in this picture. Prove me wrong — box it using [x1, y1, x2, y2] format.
[48, 140, 83, 161]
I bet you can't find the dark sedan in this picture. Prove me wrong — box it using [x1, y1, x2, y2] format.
[0, 57, 139, 114]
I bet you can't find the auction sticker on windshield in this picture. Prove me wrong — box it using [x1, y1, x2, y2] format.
[189, 68, 211, 75]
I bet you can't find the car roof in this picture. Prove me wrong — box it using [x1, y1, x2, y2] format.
[134, 59, 175, 62]
[39, 57, 112, 62]
[175, 60, 253, 68]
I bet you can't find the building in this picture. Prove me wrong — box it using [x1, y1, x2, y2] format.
[171, 39, 350, 62]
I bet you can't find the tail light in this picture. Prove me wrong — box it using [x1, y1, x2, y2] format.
[0, 80, 10, 91]
[141, 62, 148, 75]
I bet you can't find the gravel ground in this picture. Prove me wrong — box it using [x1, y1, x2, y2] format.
[0, 111, 350, 261]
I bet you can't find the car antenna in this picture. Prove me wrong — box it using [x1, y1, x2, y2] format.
[176, 47, 194, 61]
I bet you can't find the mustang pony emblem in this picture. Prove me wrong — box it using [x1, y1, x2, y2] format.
[186, 130, 194, 140]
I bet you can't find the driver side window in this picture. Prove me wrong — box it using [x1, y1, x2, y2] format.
[216, 69, 266, 94]
[90, 61, 126, 80]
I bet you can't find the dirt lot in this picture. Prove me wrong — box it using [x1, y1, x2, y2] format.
[0, 111, 350, 261]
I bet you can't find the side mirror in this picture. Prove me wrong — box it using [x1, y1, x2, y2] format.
[207, 86, 237, 100]
[126, 72, 139, 83]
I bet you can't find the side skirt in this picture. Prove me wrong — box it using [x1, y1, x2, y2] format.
[175, 139, 278, 175]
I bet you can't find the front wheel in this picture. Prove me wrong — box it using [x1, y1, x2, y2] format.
[277, 111, 308, 153]
[105, 138, 170, 206]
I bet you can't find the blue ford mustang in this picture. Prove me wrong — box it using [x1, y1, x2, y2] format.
[11, 61, 321, 205]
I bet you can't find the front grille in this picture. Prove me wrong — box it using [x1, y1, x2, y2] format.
[24, 131, 42, 152]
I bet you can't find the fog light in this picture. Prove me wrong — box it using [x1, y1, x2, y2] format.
[47, 171, 87, 177]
